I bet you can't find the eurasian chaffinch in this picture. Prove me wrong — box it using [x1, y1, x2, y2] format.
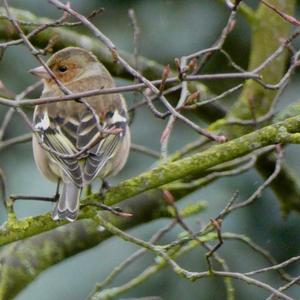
[30, 47, 130, 221]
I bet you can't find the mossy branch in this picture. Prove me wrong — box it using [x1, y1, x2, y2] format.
[0, 191, 161, 300]
[0, 191, 205, 300]
[1, 114, 300, 247]
[100, 114, 300, 207]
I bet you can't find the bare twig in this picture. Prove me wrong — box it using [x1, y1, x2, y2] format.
[261, 0, 300, 26]
[267, 276, 300, 300]
[128, 8, 140, 72]
[92, 221, 176, 293]
[95, 217, 293, 300]
[130, 143, 160, 159]
[49, 0, 227, 142]
[0, 167, 7, 202]
[0, 133, 31, 151]
[228, 145, 283, 213]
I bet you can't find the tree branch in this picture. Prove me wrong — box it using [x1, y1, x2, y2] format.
[1, 114, 300, 246]
[0, 191, 205, 300]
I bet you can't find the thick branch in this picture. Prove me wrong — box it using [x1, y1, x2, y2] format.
[1, 114, 300, 246]
[0, 190, 206, 300]
[100, 114, 300, 207]
[0, 192, 161, 300]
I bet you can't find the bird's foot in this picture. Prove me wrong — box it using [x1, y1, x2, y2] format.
[98, 180, 111, 198]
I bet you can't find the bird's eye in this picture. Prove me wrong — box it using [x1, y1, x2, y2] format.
[106, 111, 114, 118]
[58, 65, 68, 73]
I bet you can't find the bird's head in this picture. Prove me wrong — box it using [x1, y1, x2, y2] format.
[29, 47, 105, 89]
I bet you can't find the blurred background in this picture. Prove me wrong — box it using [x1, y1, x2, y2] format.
[1, 0, 300, 299]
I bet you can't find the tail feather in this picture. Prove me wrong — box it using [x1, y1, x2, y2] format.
[52, 183, 81, 222]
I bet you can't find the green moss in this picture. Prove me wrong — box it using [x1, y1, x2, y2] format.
[180, 201, 207, 217]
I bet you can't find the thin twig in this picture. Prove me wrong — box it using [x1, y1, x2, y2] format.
[49, 0, 228, 142]
[228, 145, 283, 213]
[266, 276, 300, 300]
[0, 133, 32, 151]
[93, 221, 176, 293]
[0, 167, 7, 202]
[95, 217, 293, 300]
[130, 143, 160, 159]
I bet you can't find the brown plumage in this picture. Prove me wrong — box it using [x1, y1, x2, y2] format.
[30, 47, 130, 221]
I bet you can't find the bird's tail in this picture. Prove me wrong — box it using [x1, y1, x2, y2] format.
[52, 182, 81, 222]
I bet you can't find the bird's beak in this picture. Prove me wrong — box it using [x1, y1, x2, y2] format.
[29, 66, 51, 79]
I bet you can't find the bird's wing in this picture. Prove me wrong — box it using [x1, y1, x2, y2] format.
[34, 108, 83, 187]
[76, 107, 102, 150]
[82, 109, 127, 183]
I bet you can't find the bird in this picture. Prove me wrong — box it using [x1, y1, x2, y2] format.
[29, 47, 131, 222]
